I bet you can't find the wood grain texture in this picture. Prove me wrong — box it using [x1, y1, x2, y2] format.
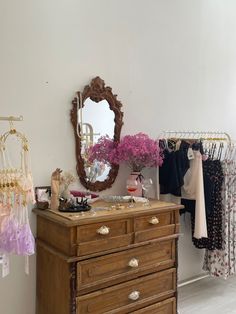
[134, 212, 173, 231]
[34, 200, 181, 314]
[131, 297, 176, 314]
[135, 225, 176, 243]
[77, 234, 133, 256]
[76, 233, 178, 261]
[134, 211, 176, 243]
[77, 268, 176, 314]
[77, 218, 132, 256]
[36, 242, 73, 314]
[77, 239, 175, 294]
[33, 200, 183, 226]
[37, 215, 77, 256]
[77, 218, 131, 242]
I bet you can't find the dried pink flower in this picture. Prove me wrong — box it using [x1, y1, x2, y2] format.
[87, 135, 117, 165]
[113, 133, 163, 171]
[88, 133, 163, 172]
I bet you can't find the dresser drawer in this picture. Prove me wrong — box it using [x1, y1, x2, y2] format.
[77, 219, 132, 256]
[130, 297, 176, 314]
[134, 212, 175, 243]
[77, 268, 176, 314]
[77, 239, 175, 293]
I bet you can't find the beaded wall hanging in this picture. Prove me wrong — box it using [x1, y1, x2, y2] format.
[0, 116, 35, 276]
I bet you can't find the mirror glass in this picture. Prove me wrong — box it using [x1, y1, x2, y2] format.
[80, 98, 115, 182]
[71, 76, 123, 192]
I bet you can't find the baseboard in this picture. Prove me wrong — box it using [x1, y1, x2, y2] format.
[178, 272, 209, 288]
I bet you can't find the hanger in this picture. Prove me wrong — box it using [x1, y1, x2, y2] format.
[0, 119, 28, 152]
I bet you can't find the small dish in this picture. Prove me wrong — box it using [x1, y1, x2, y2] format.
[101, 195, 128, 203]
[101, 195, 147, 203]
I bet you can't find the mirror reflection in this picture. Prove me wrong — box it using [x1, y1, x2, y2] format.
[78, 98, 115, 183]
[71, 76, 123, 192]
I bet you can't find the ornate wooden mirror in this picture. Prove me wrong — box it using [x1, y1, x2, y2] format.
[71, 76, 124, 191]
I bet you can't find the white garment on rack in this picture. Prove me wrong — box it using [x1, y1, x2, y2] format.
[181, 151, 208, 239]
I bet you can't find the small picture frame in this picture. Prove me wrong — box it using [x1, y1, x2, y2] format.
[35, 186, 51, 210]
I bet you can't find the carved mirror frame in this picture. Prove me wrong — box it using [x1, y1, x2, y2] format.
[71, 76, 124, 191]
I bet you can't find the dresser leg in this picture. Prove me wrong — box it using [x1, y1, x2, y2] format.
[70, 262, 77, 314]
[175, 237, 179, 314]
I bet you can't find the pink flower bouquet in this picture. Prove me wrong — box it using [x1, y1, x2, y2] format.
[113, 133, 163, 171]
[88, 133, 163, 172]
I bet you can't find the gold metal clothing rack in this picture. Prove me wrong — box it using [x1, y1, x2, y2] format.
[159, 130, 233, 289]
[0, 115, 23, 122]
[160, 130, 231, 143]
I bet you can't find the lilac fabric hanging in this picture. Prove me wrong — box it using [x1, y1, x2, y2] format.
[0, 128, 35, 277]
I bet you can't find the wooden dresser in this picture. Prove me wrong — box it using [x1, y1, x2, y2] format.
[34, 200, 182, 314]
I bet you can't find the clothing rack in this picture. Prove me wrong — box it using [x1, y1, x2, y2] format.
[160, 130, 231, 142]
[157, 130, 232, 199]
[0, 115, 23, 122]
[159, 130, 233, 287]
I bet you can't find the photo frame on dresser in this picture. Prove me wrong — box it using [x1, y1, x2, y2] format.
[35, 186, 51, 210]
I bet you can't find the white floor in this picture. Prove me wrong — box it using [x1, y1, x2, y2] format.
[178, 276, 236, 314]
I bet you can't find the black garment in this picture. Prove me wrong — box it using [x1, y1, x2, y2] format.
[180, 199, 195, 216]
[193, 159, 223, 250]
[159, 149, 181, 196]
[203, 161, 215, 216]
[176, 141, 191, 184]
[181, 159, 224, 250]
[159, 141, 190, 197]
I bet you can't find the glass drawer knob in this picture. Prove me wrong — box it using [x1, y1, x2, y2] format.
[128, 290, 140, 301]
[149, 216, 159, 225]
[128, 258, 139, 268]
[96, 225, 110, 235]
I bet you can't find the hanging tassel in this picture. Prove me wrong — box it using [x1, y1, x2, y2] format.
[25, 256, 29, 275]
[2, 254, 9, 277]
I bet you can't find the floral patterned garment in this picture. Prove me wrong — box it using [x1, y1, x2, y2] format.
[203, 160, 236, 278]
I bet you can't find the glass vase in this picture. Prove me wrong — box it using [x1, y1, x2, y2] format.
[127, 171, 144, 197]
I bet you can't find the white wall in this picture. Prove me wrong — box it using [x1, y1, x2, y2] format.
[1, 0, 236, 313]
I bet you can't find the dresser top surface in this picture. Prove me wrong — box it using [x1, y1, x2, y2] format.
[33, 199, 182, 226]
